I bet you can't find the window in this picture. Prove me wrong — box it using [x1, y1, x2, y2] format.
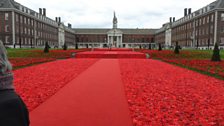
[207, 16, 210, 23]
[5, 36, 10, 43]
[28, 18, 30, 25]
[221, 26, 224, 33]
[5, 13, 9, 20]
[16, 14, 19, 22]
[16, 37, 19, 44]
[20, 27, 23, 33]
[20, 16, 23, 23]
[221, 13, 224, 21]
[24, 17, 26, 24]
[203, 17, 205, 24]
[210, 25, 214, 34]
[5, 25, 9, 32]
[31, 20, 33, 26]
[211, 15, 214, 22]
[16, 27, 19, 33]
[24, 28, 27, 34]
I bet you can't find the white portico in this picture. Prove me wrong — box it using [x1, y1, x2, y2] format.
[107, 29, 123, 48]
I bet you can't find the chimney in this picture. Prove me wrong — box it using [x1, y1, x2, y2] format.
[173, 17, 175, 22]
[184, 8, 188, 16]
[58, 17, 61, 23]
[55, 17, 58, 22]
[188, 8, 192, 15]
[68, 23, 72, 28]
[170, 17, 172, 23]
[43, 8, 46, 16]
[39, 8, 42, 15]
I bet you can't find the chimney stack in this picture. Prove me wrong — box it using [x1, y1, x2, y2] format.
[188, 8, 192, 15]
[184, 8, 188, 16]
[58, 17, 61, 23]
[55, 17, 58, 22]
[43, 8, 46, 16]
[173, 17, 175, 22]
[39, 8, 42, 15]
[68, 23, 72, 28]
[170, 17, 172, 23]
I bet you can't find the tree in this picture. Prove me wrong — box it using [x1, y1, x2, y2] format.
[75, 42, 78, 49]
[148, 44, 151, 50]
[63, 43, 68, 50]
[211, 42, 221, 61]
[44, 42, 50, 53]
[174, 41, 179, 54]
[158, 43, 162, 51]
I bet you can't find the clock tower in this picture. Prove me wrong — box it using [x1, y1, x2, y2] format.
[113, 12, 118, 29]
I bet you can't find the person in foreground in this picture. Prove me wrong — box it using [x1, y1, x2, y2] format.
[0, 41, 30, 126]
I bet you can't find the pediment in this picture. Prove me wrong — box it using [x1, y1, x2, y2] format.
[107, 29, 123, 34]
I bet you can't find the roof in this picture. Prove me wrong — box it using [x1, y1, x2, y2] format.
[74, 28, 110, 34]
[215, 0, 224, 8]
[121, 29, 157, 34]
[74, 28, 158, 35]
[0, 0, 20, 9]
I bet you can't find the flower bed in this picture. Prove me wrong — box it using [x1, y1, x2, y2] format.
[163, 59, 224, 78]
[13, 59, 98, 111]
[27, 49, 90, 59]
[119, 59, 224, 125]
[8, 49, 90, 68]
[139, 50, 224, 79]
[9, 57, 55, 68]
[140, 50, 212, 60]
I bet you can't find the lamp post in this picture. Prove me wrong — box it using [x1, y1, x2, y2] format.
[113, 30, 115, 48]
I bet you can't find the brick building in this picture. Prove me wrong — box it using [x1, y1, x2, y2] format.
[0, 0, 75, 48]
[155, 0, 224, 49]
[75, 13, 156, 48]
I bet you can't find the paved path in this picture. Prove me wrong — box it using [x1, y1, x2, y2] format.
[30, 59, 133, 126]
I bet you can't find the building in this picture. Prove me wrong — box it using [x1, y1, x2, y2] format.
[0, 0, 156, 49]
[1, 0, 224, 49]
[0, 0, 75, 48]
[75, 12, 157, 48]
[155, 0, 224, 49]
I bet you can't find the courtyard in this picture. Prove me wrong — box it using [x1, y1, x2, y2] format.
[8, 48, 224, 125]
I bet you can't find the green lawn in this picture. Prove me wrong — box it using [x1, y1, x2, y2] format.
[188, 49, 224, 59]
[7, 48, 42, 58]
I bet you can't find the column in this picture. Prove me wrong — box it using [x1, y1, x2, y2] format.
[12, 11, 15, 46]
[107, 35, 110, 45]
[214, 11, 218, 45]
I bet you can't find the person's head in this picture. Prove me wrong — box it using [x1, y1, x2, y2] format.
[0, 40, 12, 75]
[0, 40, 14, 90]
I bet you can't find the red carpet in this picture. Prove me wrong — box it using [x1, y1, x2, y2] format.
[30, 59, 133, 126]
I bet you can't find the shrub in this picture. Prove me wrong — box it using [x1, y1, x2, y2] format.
[44, 42, 50, 53]
[63, 43, 68, 50]
[174, 42, 179, 54]
[211, 42, 221, 62]
[158, 43, 162, 51]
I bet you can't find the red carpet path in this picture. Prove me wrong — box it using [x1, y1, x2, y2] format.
[30, 59, 133, 126]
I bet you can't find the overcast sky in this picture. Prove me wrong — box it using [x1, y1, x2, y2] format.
[16, 0, 215, 29]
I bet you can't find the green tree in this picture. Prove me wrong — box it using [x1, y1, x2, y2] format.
[63, 43, 68, 50]
[211, 42, 221, 61]
[75, 42, 78, 49]
[44, 42, 50, 53]
[158, 43, 162, 51]
[174, 42, 179, 54]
